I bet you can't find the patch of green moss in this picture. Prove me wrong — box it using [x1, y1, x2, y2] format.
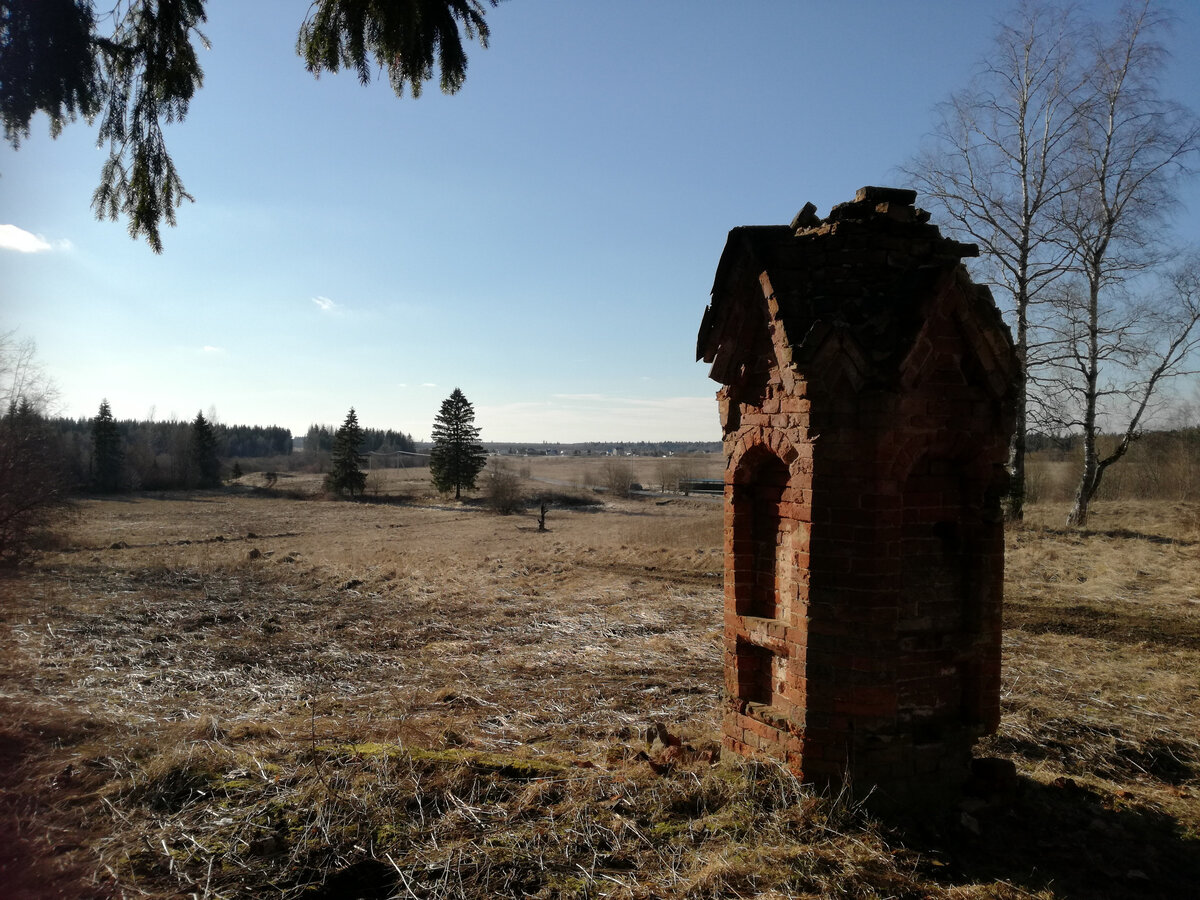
[682, 803, 756, 842]
[336, 741, 395, 756]
[648, 820, 691, 840]
[219, 777, 259, 792]
[541, 874, 592, 898]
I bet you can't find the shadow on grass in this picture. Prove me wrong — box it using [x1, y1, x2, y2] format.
[1028, 524, 1197, 547]
[71, 490, 225, 504]
[887, 775, 1199, 900]
[1006, 599, 1200, 651]
[0, 712, 115, 900]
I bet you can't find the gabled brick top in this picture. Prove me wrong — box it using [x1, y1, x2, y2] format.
[696, 186, 1013, 395]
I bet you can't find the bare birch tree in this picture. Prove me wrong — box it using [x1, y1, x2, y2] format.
[1042, 255, 1200, 523]
[0, 330, 70, 565]
[1053, 2, 1200, 526]
[904, 0, 1084, 520]
[0, 329, 59, 413]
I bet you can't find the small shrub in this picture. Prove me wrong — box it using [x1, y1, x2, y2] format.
[603, 458, 635, 498]
[486, 461, 524, 514]
[365, 469, 386, 497]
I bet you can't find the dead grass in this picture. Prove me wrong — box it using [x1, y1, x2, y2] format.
[0, 468, 1196, 898]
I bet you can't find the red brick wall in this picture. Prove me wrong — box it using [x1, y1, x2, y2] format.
[711, 194, 1014, 799]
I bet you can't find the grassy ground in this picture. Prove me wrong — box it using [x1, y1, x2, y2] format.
[0, 464, 1196, 898]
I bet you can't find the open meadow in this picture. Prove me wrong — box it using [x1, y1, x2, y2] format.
[1, 458, 1198, 899]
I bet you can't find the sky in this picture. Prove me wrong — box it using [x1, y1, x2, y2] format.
[3, 1, 1199, 442]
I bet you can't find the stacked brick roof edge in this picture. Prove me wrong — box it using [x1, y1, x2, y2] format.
[696, 186, 1014, 392]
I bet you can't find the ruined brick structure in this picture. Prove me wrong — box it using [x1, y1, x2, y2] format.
[696, 187, 1017, 799]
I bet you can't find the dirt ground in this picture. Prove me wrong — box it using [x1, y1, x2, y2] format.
[0, 466, 1197, 899]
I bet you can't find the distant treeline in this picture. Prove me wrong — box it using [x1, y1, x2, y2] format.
[478, 440, 722, 457]
[50, 416, 293, 491]
[302, 423, 416, 455]
[1027, 427, 1200, 459]
[41, 414, 421, 492]
[1027, 426, 1200, 503]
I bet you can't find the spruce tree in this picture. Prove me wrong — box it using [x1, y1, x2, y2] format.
[326, 407, 366, 497]
[91, 399, 123, 492]
[429, 388, 486, 500]
[191, 410, 221, 488]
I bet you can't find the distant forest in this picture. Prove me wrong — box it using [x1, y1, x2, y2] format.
[50, 417, 294, 491]
[49, 416, 416, 492]
[301, 423, 416, 455]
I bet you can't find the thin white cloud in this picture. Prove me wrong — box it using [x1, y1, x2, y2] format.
[201, 345, 225, 354]
[551, 393, 609, 402]
[421, 382, 438, 388]
[0, 224, 52, 253]
[311, 295, 339, 312]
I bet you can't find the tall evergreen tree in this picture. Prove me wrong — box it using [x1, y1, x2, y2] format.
[326, 407, 366, 497]
[191, 410, 221, 488]
[91, 398, 123, 491]
[429, 388, 486, 500]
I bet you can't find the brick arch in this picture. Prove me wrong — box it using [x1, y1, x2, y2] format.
[731, 430, 802, 481]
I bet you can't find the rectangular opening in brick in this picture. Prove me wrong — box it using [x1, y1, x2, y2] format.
[733, 449, 789, 619]
[736, 639, 776, 707]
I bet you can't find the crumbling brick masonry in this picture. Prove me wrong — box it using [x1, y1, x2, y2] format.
[696, 186, 1017, 799]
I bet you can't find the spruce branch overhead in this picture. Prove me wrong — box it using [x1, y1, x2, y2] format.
[0, 0, 498, 252]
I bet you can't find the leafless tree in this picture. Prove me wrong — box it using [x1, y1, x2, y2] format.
[904, 0, 1085, 519]
[908, 0, 1200, 526]
[1053, 2, 1200, 526]
[1040, 255, 1200, 523]
[602, 458, 635, 498]
[0, 331, 70, 565]
[0, 329, 59, 413]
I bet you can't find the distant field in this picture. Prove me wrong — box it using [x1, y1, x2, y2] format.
[348, 452, 727, 496]
[0, 465, 1197, 899]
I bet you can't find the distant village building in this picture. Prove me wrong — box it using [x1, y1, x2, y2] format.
[697, 187, 1017, 801]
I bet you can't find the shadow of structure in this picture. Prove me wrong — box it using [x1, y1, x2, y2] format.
[1005, 600, 1200, 651]
[1031, 524, 1198, 548]
[884, 774, 1199, 899]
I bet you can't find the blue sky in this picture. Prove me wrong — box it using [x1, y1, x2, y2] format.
[4, 1, 1199, 441]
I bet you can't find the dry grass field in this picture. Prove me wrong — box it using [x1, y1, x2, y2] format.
[0, 459, 1197, 899]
